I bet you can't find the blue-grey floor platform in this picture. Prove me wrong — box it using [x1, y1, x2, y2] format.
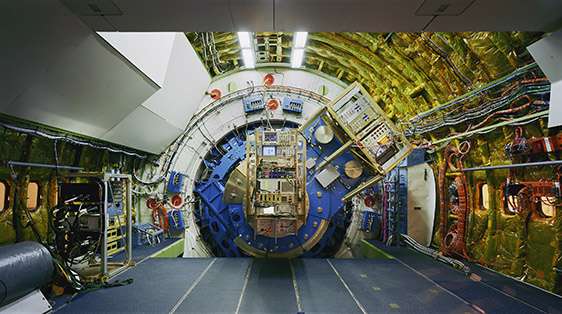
[367, 240, 562, 314]
[55, 256, 561, 314]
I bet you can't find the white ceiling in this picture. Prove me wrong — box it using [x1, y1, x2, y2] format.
[62, 0, 562, 32]
[98, 32, 177, 87]
[0, 0, 211, 154]
[101, 33, 212, 153]
[0, 0, 157, 138]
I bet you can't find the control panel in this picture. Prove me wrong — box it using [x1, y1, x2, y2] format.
[282, 97, 304, 114]
[245, 129, 307, 237]
[243, 95, 265, 113]
[328, 82, 412, 173]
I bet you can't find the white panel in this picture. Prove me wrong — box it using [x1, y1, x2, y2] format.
[0, 290, 52, 314]
[547, 81, 562, 128]
[407, 163, 436, 246]
[102, 106, 182, 153]
[275, 0, 431, 32]
[97, 32, 177, 87]
[427, 0, 562, 31]
[142, 34, 212, 130]
[528, 30, 562, 82]
[528, 30, 562, 128]
[0, 0, 157, 138]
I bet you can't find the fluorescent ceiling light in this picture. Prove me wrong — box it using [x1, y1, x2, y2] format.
[293, 32, 308, 48]
[291, 48, 305, 68]
[238, 32, 255, 68]
[241, 48, 255, 68]
[237, 32, 252, 49]
[291, 32, 308, 68]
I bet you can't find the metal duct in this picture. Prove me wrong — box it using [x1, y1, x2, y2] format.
[0, 242, 54, 307]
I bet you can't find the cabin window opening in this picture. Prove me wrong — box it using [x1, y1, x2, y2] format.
[27, 182, 40, 211]
[478, 183, 490, 211]
[537, 196, 556, 218]
[505, 195, 519, 215]
[0, 181, 8, 212]
[502, 182, 524, 215]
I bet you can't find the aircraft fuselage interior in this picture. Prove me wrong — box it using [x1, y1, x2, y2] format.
[1, 1, 562, 313]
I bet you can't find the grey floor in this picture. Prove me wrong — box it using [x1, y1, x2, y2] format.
[55, 257, 487, 314]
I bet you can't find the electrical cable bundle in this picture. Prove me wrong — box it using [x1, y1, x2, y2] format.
[408, 81, 550, 136]
[0, 121, 145, 158]
[52, 200, 99, 264]
[400, 233, 471, 275]
[409, 63, 541, 123]
[23, 206, 133, 296]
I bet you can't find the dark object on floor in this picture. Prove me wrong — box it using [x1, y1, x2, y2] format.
[0, 241, 53, 306]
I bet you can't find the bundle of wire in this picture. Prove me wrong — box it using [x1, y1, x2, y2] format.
[409, 62, 541, 124]
[400, 233, 471, 275]
[408, 81, 550, 136]
[21, 195, 133, 296]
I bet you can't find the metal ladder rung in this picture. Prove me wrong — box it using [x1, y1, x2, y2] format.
[107, 246, 125, 256]
[107, 234, 124, 243]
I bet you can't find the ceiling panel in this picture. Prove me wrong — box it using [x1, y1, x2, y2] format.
[0, 0, 157, 137]
[3, 33, 157, 137]
[415, 0, 475, 16]
[106, 0, 234, 31]
[274, 0, 432, 32]
[64, 0, 562, 32]
[101, 106, 182, 154]
[426, 0, 562, 31]
[77, 16, 116, 31]
[230, 0, 274, 31]
[0, 0, 85, 107]
[141, 34, 211, 130]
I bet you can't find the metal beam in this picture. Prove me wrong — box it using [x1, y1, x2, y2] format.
[7, 161, 83, 171]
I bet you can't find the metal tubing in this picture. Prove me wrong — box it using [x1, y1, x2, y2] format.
[126, 177, 133, 265]
[7, 161, 83, 171]
[103, 173, 133, 278]
[102, 180, 109, 276]
[462, 160, 562, 172]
